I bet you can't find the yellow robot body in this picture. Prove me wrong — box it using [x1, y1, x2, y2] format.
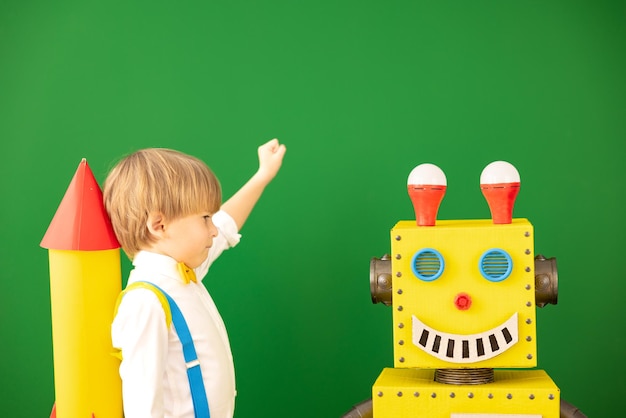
[373, 368, 559, 418]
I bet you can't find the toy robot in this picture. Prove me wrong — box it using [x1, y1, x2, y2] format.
[342, 162, 586, 418]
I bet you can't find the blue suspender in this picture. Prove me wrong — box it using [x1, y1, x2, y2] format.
[135, 282, 211, 418]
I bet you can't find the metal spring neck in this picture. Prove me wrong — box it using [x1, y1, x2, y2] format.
[434, 368, 495, 385]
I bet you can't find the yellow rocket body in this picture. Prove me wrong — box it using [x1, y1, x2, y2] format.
[48, 249, 122, 418]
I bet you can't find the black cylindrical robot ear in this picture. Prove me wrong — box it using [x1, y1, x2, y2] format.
[535, 255, 558, 308]
[370, 255, 392, 306]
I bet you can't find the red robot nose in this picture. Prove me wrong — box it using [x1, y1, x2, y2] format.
[454, 293, 472, 310]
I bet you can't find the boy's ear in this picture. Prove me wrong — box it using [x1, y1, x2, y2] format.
[146, 212, 166, 237]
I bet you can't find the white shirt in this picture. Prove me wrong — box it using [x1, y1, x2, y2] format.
[112, 210, 241, 418]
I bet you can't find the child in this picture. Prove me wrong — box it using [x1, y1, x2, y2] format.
[103, 139, 286, 418]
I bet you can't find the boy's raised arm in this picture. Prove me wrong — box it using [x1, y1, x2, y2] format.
[220, 138, 286, 230]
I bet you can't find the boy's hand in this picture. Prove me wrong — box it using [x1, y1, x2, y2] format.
[221, 138, 287, 229]
[256, 138, 286, 184]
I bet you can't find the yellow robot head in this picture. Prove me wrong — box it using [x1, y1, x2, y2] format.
[371, 162, 557, 370]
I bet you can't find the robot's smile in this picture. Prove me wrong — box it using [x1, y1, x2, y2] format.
[411, 313, 519, 363]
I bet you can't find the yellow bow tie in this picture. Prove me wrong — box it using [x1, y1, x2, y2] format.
[177, 262, 197, 284]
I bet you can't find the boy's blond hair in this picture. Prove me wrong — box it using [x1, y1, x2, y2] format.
[103, 148, 222, 259]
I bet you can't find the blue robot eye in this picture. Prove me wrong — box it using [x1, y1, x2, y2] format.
[479, 249, 513, 282]
[411, 248, 444, 281]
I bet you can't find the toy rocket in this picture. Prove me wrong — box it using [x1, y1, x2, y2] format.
[41, 159, 122, 418]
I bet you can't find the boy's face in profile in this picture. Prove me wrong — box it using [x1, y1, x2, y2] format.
[150, 211, 218, 269]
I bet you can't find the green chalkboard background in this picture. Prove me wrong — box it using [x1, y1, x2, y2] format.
[1, 1, 624, 417]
